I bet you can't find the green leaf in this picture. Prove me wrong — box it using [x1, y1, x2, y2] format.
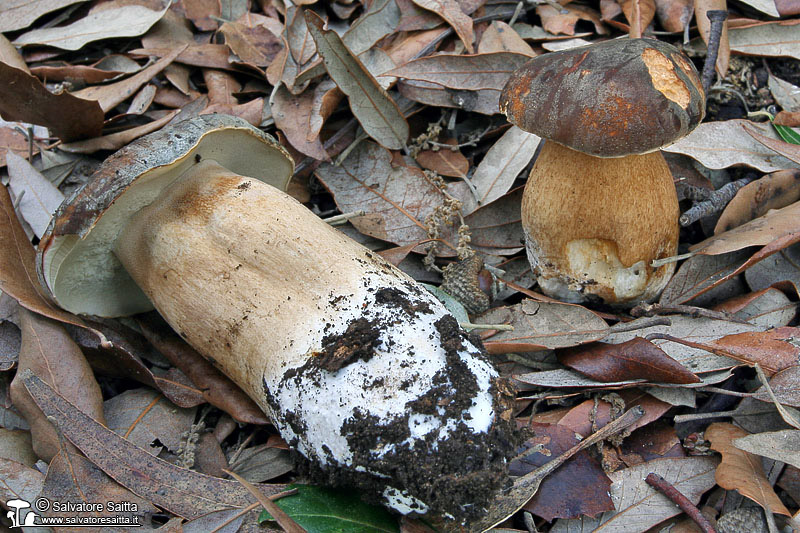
[773, 123, 800, 145]
[421, 283, 471, 327]
[258, 484, 399, 533]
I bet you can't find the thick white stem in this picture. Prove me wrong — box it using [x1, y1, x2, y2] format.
[113, 160, 513, 522]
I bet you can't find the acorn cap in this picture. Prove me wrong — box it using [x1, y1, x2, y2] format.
[37, 114, 294, 317]
[499, 38, 705, 158]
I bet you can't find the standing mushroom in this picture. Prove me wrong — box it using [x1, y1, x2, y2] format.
[500, 38, 705, 305]
[36, 115, 517, 524]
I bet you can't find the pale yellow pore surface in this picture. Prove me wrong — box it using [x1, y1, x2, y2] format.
[113, 160, 403, 409]
[642, 48, 691, 109]
[522, 142, 679, 304]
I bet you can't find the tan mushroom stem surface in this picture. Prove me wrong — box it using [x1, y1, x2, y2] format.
[522, 141, 679, 304]
[111, 159, 514, 522]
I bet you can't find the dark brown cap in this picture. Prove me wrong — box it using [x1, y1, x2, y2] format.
[500, 38, 705, 158]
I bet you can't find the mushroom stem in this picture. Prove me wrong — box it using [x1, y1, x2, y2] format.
[522, 142, 679, 304]
[112, 159, 516, 522]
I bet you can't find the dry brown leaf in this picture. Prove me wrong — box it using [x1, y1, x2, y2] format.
[753, 367, 800, 407]
[618, 0, 657, 38]
[0, 61, 104, 142]
[734, 430, 800, 470]
[219, 19, 282, 68]
[729, 19, 800, 60]
[478, 299, 609, 352]
[558, 337, 701, 385]
[104, 388, 196, 455]
[0, 457, 45, 525]
[287, 6, 317, 66]
[0, 0, 87, 33]
[412, 0, 475, 52]
[695, 0, 730, 77]
[0, 184, 104, 337]
[6, 152, 64, 238]
[398, 80, 502, 115]
[137, 312, 269, 425]
[692, 201, 800, 255]
[415, 140, 469, 178]
[13, 2, 169, 51]
[203, 69, 241, 105]
[386, 52, 531, 91]
[706, 422, 792, 516]
[183, 0, 221, 31]
[654, 0, 693, 32]
[272, 84, 329, 161]
[713, 288, 797, 327]
[0, 127, 34, 168]
[74, 45, 186, 113]
[128, 44, 238, 70]
[775, 110, 800, 126]
[478, 21, 536, 56]
[745, 123, 800, 165]
[0, 34, 29, 72]
[664, 120, 795, 172]
[471, 126, 540, 209]
[39, 449, 158, 525]
[9, 308, 105, 461]
[305, 11, 409, 150]
[745, 243, 800, 295]
[23, 372, 286, 519]
[715, 169, 800, 234]
[59, 110, 179, 154]
[537, 4, 607, 36]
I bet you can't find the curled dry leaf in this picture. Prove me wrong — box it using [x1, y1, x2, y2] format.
[59, 110, 180, 154]
[73, 45, 187, 113]
[0, 61, 104, 142]
[477, 299, 610, 353]
[304, 11, 409, 150]
[9, 308, 105, 461]
[22, 372, 287, 520]
[619, 0, 657, 38]
[744, 123, 800, 166]
[692, 200, 800, 256]
[398, 80, 502, 115]
[557, 337, 702, 385]
[715, 169, 800, 234]
[655, 0, 693, 32]
[697, 326, 800, 375]
[412, 0, 475, 52]
[13, 3, 170, 51]
[706, 422, 792, 516]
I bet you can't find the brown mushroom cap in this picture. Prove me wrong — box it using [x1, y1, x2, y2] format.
[37, 114, 294, 317]
[499, 38, 705, 158]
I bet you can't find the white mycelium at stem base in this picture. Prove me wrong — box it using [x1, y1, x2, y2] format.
[112, 160, 515, 520]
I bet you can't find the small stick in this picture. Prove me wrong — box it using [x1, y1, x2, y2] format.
[701, 10, 729, 94]
[679, 176, 754, 226]
[630, 302, 748, 324]
[323, 210, 366, 226]
[645, 473, 717, 533]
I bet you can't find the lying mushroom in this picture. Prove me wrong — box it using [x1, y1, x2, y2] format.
[500, 38, 705, 305]
[37, 114, 517, 524]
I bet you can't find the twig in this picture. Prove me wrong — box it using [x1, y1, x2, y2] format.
[11, 190, 25, 211]
[701, 10, 729, 94]
[323, 210, 366, 226]
[630, 302, 748, 324]
[679, 176, 754, 226]
[650, 251, 695, 268]
[607, 316, 671, 333]
[645, 473, 716, 533]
